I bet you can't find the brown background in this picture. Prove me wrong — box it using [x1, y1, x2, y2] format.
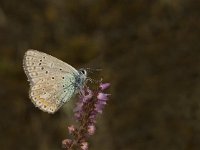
[0, 0, 200, 150]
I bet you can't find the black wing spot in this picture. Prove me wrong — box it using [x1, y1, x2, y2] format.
[40, 60, 42, 62]
[60, 68, 62, 71]
[62, 77, 65, 79]
[52, 77, 54, 79]
[46, 71, 48, 74]
[41, 67, 44, 70]
[39, 63, 41, 65]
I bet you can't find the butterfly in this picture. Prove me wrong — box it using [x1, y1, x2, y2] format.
[23, 50, 87, 113]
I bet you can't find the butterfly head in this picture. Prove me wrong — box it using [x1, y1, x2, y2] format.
[79, 68, 87, 77]
[76, 69, 87, 88]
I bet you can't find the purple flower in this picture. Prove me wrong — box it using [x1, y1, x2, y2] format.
[74, 88, 94, 121]
[100, 83, 110, 90]
[97, 93, 109, 101]
[94, 93, 110, 114]
[63, 82, 110, 150]
[82, 89, 93, 102]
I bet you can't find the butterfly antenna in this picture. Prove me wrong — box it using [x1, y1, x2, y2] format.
[86, 77, 102, 84]
[86, 68, 102, 74]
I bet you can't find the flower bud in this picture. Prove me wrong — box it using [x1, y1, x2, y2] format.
[88, 125, 95, 135]
[62, 139, 72, 149]
[80, 142, 88, 150]
[68, 125, 75, 134]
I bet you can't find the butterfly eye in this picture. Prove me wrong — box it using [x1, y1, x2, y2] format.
[81, 70, 86, 75]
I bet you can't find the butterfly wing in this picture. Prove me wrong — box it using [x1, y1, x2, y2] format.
[23, 49, 79, 113]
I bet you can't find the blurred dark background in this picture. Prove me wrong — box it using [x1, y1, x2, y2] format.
[0, 0, 200, 150]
